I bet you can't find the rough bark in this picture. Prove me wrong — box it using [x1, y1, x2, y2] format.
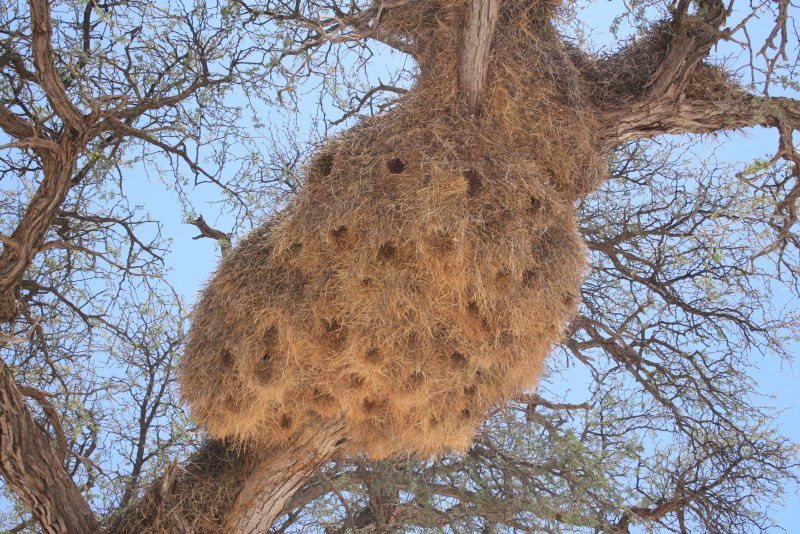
[0, 0, 88, 321]
[0, 360, 99, 533]
[29, 0, 85, 131]
[0, 4, 94, 527]
[227, 419, 348, 533]
[598, 94, 800, 144]
[0, 149, 78, 321]
[0, 105, 38, 142]
[458, 0, 501, 115]
[643, 0, 729, 100]
[103, 420, 347, 533]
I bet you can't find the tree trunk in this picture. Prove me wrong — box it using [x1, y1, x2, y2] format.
[227, 419, 348, 533]
[0, 361, 100, 533]
[459, 0, 501, 115]
[104, 419, 348, 533]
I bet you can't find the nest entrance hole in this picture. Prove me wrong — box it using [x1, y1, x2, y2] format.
[257, 353, 274, 383]
[387, 158, 406, 174]
[405, 370, 426, 391]
[362, 396, 386, 415]
[522, 269, 537, 287]
[279, 413, 294, 430]
[257, 327, 279, 383]
[450, 351, 468, 367]
[322, 318, 348, 347]
[364, 347, 382, 363]
[378, 242, 398, 261]
[316, 153, 334, 177]
[464, 169, 483, 197]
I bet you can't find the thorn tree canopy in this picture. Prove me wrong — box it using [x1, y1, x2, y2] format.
[0, 0, 798, 532]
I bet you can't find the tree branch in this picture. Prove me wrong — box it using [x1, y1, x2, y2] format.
[0, 147, 79, 322]
[0, 105, 37, 142]
[17, 385, 68, 462]
[189, 216, 231, 256]
[598, 93, 800, 144]
[227, 418, 348, 533]
[28, 0, 86, 131]
[644, 0, 729, 100]
[103, 118, 213, 179]
[104, 419, 347, 533]
[0, 358, 99, 533]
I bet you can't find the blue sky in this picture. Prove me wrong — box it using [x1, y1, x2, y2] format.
[566, 2, 800, 525]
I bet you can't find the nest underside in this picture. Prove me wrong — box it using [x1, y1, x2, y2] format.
[181, 112, 587, 459]
[178, 0, 734, 459]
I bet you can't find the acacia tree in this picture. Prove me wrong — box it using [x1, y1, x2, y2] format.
[0, 0, 798, 532]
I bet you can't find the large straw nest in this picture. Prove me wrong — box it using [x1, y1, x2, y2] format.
[179, 0, 605, 459]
